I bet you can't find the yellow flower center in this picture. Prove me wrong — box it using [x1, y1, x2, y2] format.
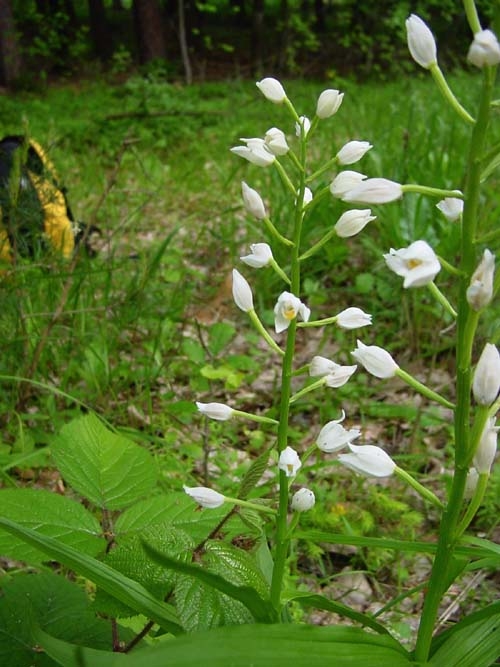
[407, 258, 423, 269]
[283, 305, 297, 320]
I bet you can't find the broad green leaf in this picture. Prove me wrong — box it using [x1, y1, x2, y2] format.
[52, 413, 157, 509]
[0, 518, 182, 635]
[0, 488, 104, 564]
[237, 447, 273, 499]
[34, 627, 127, 667]
[204, 541, 270, 600]
[36, 623, 411, 667]
[200, 364, 243, 389]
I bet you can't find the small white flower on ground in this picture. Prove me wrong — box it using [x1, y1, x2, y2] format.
[335, 209, 376, 237]
[336, 307, 372, 329]
[468, 29, 500, 68]
[436, 197, 463, 221]
[309, 356, 357, 387]
[183, 485, 226, 508]
[351, 340, 399, 379]
[240, 243, 273, 268]
[196, 401, 234, 421]
[295, 116, 311, 137]
[467, 249, 495, 311]
[317, 418, 361, 453]
[291, 488, 316, 511]
[232, 269, 254, 312]
[274, 291, 311, 333]
[316, 89, 344, 119]
[336, 141, 373, 165]
[330, 171, 367, 198]
[338, 444, 396, 478]
[342, 178, 403, 204]
[384, 240, 441, 288]
[241, 181, 267, 220]
[231, 138, 275, 167]
[278, 446, 302, 477]
[256, 77, 287, 103]
[264, 127, 289, 156]
[473, 418, 498, 474]
[472, 343, 500, 406]
[406, 14, 438, 69]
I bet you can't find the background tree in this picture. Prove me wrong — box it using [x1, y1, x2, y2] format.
[0, 0, 21, 86]
[133, 0, 167, 64]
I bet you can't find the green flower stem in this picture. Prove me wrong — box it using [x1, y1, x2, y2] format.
[426, 281, 457, 318]
[284, 97, 301, 124]
[274, 160, 298, 196]
[394, 467, 444, 510]
[285, 512, 301, 539]
[463, 0, 482, 33]
[289, 378, 325, 404]
[298, 315, 338, 328]
[299, 226, 337, 261]
[414, 61, 495, 664]
[437, 255, 463, 276]
[263, 216, 294, 247]
[248, 309, 284, 356]
[270, 258, 291, 285]
[429, 64, 475, 124]
[306, 156, 338, 183]
[287, 149, 303, 173]
[401, 184, 464, 199]
[232, 409, 279, 425]
[395, 368, 455, 410]
[455, 472, 489, 538]
[224, 496, 277, 515]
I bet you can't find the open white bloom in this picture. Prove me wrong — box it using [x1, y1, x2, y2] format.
[468, 29, 500, 68]
[436, 197, 463, 222]
[291, 488, 316, 512]
[330, 171, 367, 198]
[232, 269, 254, 312]
[278, 446, 302, 477]
[342, 178, 403, 204]
[183, 485, 226, 508]
[241, 181, 267, 220]
[196, 401, 234, 421]
[336, 307, 372, 329]
[317, 417, 361, 453]
[351, 340, 399, 379]
[335, 208, 376, 238]
[256, 77, 286, 103]
[336, 141, 373, 166]
[231, 138, 275, 167]
[264, 127, 289, 156]
[240, 243, 273, 268]
[472, 343, 500, 406]
[316, 89, 344, 119]
[274, 291, 311, 333]
[474, 418, 498, 474]
[467, 249, 495, 311]
[406, 14, 438, 69]
[384, 240, 441, 288]
[295, 116, 311, 137]
[338, 444, 396, 478]
[309, 356, 357, 387]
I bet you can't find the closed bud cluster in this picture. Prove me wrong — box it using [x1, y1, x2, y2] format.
[295, 116, 311, 138]
[231, 138, 275, 167]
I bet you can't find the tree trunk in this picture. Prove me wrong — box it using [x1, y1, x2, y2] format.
[0, 0, 21, 86]
[133, 0, 167, 63]
[88, 0, 112, 60]
[177, 0, 192, 84]
[250, 0, 264, 76]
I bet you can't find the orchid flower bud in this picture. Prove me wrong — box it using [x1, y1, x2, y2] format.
[473, 418, 498, 474]
[196, 401, 234, 421]
[467, 249, 495, 311]
[231, 138, 275, 167]
[464, 467, 479, 499]
[406, 14, 437, 69]
[183, 485, 226, 508]
[336, 141, 373, 166]
[240, 243, 273, 268]
[472, 343, 500, 406]
[309, 356, 357, 388]
[241, 181, 267, 220]
[264, 127, 289, 156]
[330, 171, 367, 198]
[334, 208, 376, 237]
[291, 488, 315, 512]
[232, 269, 254, 312]
[317, 417, 361, 453]
[351, 340, 399, 379]
[316, 89, 344, 119]
[338, 444, 396, 478]
[302, 187, 313, 207]
[342, 178, 403, 204]
[335, 307, 372, 329]
[384, 240, 441, 288]
[295, 116, 311, 137]
[436, 197, 463, 222]
[256, 77, 287, 103]
[467, 29, 500, 68]
[274, 291, 311, 333]
[278, 446, 302, 477]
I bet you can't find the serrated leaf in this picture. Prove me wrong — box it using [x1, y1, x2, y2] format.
[237, 447, 273, 499]
[0, 488, 104, 564]
[204, 541, 269, 600]
[52, 413, 157, 509]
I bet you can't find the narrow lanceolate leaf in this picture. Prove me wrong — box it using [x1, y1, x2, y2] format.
[237, 447, 273, 499]
[51, 413, 157, 510]
[36, 623, 411, 667]
[0, 518, 182, 635]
